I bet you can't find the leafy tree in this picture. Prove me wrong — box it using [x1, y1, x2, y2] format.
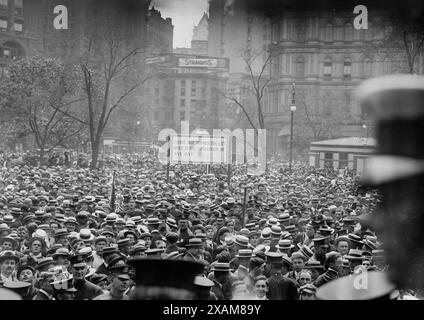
[0, 56, 85, 161]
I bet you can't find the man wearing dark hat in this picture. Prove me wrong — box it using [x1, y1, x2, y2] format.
[17, 265, 38, 299]
[210, 262, 234, 300]
[165, 232, 180, 255]
[33, 271, 55, 300]
[314, 251, 342, 288]
[117, 238, 131, 257]
[232, 249, 251, 281]
[95, 246, 119, 275]
[264, 252, 298, 300]
[54, 229, 70, 249]
[69, 254, 103, 300]
[194, 276, 217, 300]
[176, 212, 193, 247]
[94, 265, 131, 300]
[182, 238, 203, 262]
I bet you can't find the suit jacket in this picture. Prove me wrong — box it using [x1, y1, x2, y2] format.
[314, 268, 339, 288]
[285, 271, 299, 284]
[96, 263, 109, 276]
[266, 272, 298, 300]
[211, 278, 233, 300]
[73, 280, 103, 300]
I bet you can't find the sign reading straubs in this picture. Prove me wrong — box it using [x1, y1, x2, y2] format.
[178, 58, 218, 68]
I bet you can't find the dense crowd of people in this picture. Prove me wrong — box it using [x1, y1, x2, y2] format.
[0, 149, 415, 300]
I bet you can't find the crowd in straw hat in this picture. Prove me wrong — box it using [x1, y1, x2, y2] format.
[0, 126, 418, 301]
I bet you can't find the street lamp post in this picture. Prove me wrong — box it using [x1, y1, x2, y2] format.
[289, 83, 296, 174]
[135, 120, 141, 152]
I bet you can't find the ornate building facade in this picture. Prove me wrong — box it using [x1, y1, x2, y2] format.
[264, 0, 424, 156]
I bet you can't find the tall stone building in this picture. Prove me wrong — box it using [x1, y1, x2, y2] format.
[146, 6, 173, 55]
[208, 0, 271, 74]
[143, 53, 229, 135]
[249, 0, 424, 156]
[191, 13, 208, 56]
[0, 0, 44, 75]
[1, 0, 151, 69]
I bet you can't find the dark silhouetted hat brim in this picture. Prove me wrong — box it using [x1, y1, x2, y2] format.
[127, 258, 204, 291]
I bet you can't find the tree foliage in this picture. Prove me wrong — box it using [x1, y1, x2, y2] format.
[0, 56, 85, 159]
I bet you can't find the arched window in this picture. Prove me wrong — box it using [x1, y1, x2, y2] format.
[325, 23, 333, 42]
[363, 57, 372, 77]
[344, 23, 353, 41]
[324, 57, 332, 79]
[343, 58, 352, 80]
[296, 56, 305, 79]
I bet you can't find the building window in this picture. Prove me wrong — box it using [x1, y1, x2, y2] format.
[0, 0, 7, 8]
[179, 111, 185, 121]
[180, 87, 185, 96]
[181, 79, 186, 87]
[14, 0, 23, 15]
[343, 59, 352, 80]
[14, 21, 23, 34]
[0, 17, 7, 31]
[297, 21, 306, 42]
[339, 153, 349, 169]
[364, 57, 372, 77]
[344, 23, 353, 41]
[325, 23, 333, 42]
[180, 99, 185, 107]
[296, 56, 305, 79]
[271, 21, 280, 43]
[324, 57, 332, 79]
[191, 86, 196, 96]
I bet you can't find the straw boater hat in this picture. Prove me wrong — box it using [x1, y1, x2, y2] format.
[79, 229, 94, 242]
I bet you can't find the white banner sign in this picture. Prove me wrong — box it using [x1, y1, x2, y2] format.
[170, 135, 231, 164]
[178, 58, 218, 68]
[103, 139, 115, 146]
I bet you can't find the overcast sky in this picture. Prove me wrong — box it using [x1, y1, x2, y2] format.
[151, 0, 209, 48]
